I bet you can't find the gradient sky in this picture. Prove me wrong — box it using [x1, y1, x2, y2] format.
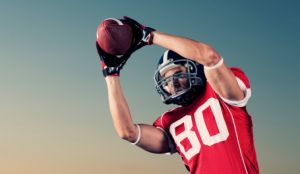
[0, 0, 299, 174]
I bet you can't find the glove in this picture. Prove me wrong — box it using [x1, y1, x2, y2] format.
[122, 16, 156, 52]
[96, 16, 155, 77]
[96, 42, 130, 77]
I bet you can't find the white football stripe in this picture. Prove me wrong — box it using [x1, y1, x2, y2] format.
[104, 18, 124, 25]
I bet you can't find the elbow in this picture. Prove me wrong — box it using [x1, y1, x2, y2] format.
[117, 128, 136, 142]
[194, 43, 221, 66]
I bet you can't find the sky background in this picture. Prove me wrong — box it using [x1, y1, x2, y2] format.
[0, 0, 299, 173]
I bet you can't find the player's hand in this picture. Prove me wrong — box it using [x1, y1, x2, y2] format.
[96, 42, 130, 77]
[122, 16, 155, 52]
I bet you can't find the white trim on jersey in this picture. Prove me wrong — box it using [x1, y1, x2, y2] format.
[156, 127, 177, 154]
[224, 103, 249, 174]
[158, 109, 179, 154]
[219, 77, 251, 107]
[160, 113, 166, 129]
[159, 108, 178, 130]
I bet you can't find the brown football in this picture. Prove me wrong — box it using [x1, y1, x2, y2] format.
[96, 18, 133, 56]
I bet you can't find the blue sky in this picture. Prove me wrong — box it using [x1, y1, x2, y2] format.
[0, 1, 299, 173]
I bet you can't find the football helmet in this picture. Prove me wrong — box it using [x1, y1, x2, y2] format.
[154, 50, 206, 105]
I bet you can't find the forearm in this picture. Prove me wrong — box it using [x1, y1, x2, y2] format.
[152, 30, 244, 101]
[105, 76, 137, 142]
[152, 31, 221, 66]
[104, 77, 170, 152]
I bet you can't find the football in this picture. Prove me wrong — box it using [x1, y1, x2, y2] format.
[96, 18, 133, 56]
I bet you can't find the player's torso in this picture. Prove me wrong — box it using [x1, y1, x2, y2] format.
[164, 85, 252, 174]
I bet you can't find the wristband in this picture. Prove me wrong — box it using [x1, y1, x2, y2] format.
[145, 27, 155, 45]
[131, 124, 141, 145]
[147, 32, 154, 45]
[204, 58, 224, 70]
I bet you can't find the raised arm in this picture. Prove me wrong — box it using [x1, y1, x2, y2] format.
[151, 31, 245, 101]
[153, 31, 244, 101]
[95, 22, 171, 153]
[105, 76, 171, 153]
[122, 16, 244, 101]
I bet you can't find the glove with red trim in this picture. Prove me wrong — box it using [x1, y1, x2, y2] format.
[96, 42, 130, 77]
[122, 16, 156, 52]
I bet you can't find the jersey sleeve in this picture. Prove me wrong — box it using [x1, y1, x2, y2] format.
[218, 67, 251, 107]
[153, 115, 177, 154]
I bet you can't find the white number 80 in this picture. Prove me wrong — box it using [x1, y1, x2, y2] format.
[170, 98, 229, 160]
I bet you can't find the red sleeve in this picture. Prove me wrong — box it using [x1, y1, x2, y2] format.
[153, 116, 163, 129]
[231, 67, 250, 89]
[153, 114, 177, 154]
[218, 67, 252, 107]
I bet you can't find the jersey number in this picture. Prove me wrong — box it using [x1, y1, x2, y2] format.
[170, 98, 229, 160]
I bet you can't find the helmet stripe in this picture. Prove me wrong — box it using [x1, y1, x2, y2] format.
[163, 50, 170, 65]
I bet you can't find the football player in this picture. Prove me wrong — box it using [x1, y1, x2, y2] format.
[96, 17, 259, 174]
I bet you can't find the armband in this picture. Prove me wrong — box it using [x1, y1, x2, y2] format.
[204, 58, 224, 70]
[131, 124, 141, 145]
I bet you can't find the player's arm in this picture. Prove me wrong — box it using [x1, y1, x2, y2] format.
[122, 16, 244, 101]
[105, 76, 172, 153]
[152, 31, 244, 101]
[96, 18, 171, 153]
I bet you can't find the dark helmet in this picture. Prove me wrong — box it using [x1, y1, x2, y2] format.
[154, 50, 206, 106]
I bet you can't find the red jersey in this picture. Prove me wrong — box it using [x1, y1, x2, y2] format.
[153, 68, 259, 174]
